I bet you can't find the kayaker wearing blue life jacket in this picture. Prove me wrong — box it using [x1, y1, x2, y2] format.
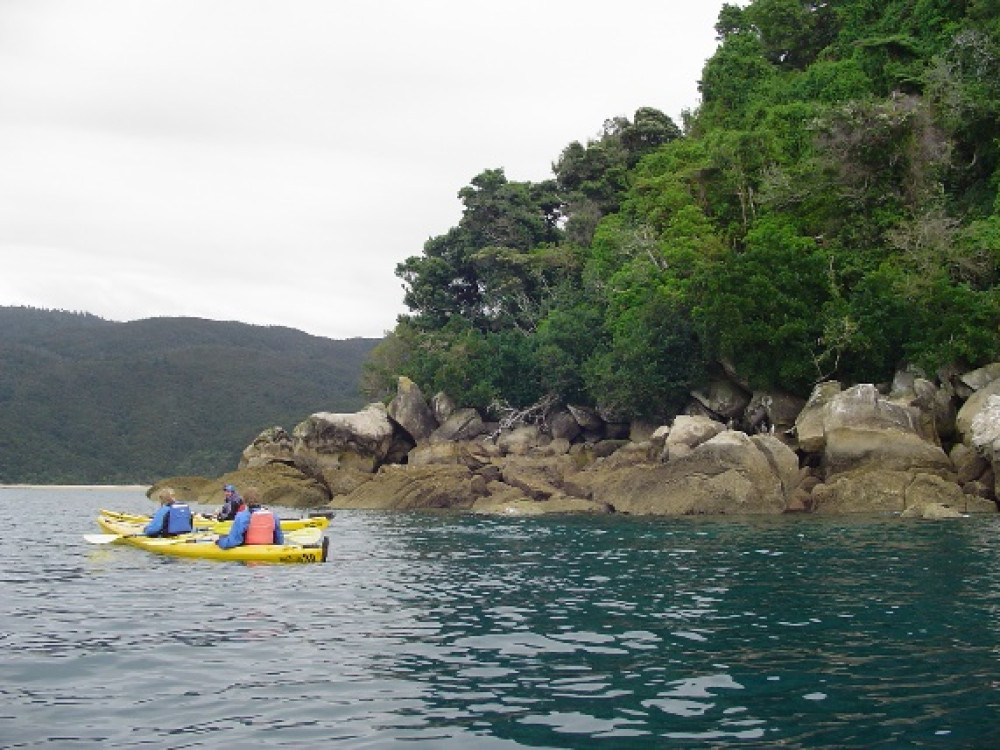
[216, 489, 284, 549]
[214, 484, 244, 521]
[143, 489, 194, 537]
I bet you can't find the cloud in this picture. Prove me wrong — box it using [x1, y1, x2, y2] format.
[0, 0, 728, 339]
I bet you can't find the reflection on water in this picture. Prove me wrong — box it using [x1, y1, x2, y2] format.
[2, 488, 1000, 747]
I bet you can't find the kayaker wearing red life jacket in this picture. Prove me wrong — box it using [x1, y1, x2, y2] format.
[143, 488, 194, 537]
[215, 488, 284, 549]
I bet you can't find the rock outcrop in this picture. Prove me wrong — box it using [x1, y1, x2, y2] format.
[239, 426, 294, 469]
[792, 380, 995, 514]
[292, 402, 396, 473]
[157, 361, 1000, 518]
[150, 463, 329, 509]
[579, 431, 798, 515]
[387, 376, 438, 444]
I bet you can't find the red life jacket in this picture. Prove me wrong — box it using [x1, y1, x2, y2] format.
[245, 508, 277, 545]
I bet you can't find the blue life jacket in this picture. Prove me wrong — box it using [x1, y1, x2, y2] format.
[164, 502, 193, 535]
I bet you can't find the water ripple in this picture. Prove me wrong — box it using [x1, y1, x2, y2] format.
[4, 490, 1000, 747]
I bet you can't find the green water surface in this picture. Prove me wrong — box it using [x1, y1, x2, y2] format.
[2, 487, 999, 748]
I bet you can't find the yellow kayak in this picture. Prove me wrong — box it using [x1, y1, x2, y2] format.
[99, 507, 330, 534]
[93, 515, 329, 564]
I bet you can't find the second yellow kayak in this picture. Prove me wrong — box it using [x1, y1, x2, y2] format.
[99, 507, 330, 534]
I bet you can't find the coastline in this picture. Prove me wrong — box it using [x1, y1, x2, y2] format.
[0, 484, 149, 491]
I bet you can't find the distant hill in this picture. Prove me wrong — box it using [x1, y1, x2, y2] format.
[0, 306, 381, 484]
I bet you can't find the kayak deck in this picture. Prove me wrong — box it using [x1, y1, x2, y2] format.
[95, 516, 328, 564]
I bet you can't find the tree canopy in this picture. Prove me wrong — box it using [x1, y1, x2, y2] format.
[369, 0, 1000, 423]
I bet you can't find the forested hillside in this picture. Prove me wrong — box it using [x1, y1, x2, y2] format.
[0, 307, 378, 483]
[365, 0, 1000, 423]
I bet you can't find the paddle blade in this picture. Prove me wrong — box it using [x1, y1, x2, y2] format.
[84, 534, 122, 544]
[286, 527, 323, 545]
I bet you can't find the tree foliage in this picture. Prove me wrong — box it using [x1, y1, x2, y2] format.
[384, 0, 1000, 423]
[396, 169, 563, 333]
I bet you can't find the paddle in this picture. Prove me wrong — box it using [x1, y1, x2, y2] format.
[285, 527, 324, 545]
[83, 531, 216, 545]
[84, 533, 136, 544]
[84, 526, 323, 546]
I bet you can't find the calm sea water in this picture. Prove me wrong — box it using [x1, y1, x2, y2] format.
[2, 487, 1000, 748]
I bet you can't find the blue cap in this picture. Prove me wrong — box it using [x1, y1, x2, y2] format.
[224, 484, 236, 492]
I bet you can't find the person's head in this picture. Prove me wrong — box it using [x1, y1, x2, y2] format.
[223, 484, 236, 497]
[158, 488, 176, 505]
[243, 487, 262, 509]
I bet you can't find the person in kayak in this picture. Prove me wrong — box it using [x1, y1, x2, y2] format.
[143, 489, 194, 537]
[215, 488, 284, 548]
[214, 484, 244, 521]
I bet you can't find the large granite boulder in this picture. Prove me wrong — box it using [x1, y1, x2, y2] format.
[292, 402, 396, 473]
[408, 440, 494, 469]
[956, 378, 1000, 439]
[690, 377, 750, 420]
[956, 366, 1000, 505]
[960, 363, 1000, 391]
[579, 430, 797, 515]
[430, 408, 487, 443]
[798, 383, 952, 477]
[496, 454, 584, 501]
[794, 380, 844, 453]
[744, 390, 804, 436]
[663, 415, 727, 460]
[968, 394, 1000, 461]
[592, 440, 657, 470]
[967, 394, 1000, 504]
[791, 382, 994, 513]
[431, 391, 457, 423]
[950, 442, 991, 485]
[497, 424, 549, 456]
[331, 464, 483, 510]
[811, 470, 969, 514]
[548, 409, 583, 441]
[387, 376, 438, 443]
[567, 404, 605, 440]
[239, 426, 294, 469]
[890, 369, 957, 440]
[319, 467, 374, 498]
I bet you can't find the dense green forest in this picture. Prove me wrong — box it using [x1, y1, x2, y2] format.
[364, 0, 1000, 423]
[0, 307, 377, 483]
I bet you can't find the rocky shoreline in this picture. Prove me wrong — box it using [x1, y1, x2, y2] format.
[154, 363, 1000, 519]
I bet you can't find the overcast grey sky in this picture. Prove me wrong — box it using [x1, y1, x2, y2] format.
[0, 0, 731, 340]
